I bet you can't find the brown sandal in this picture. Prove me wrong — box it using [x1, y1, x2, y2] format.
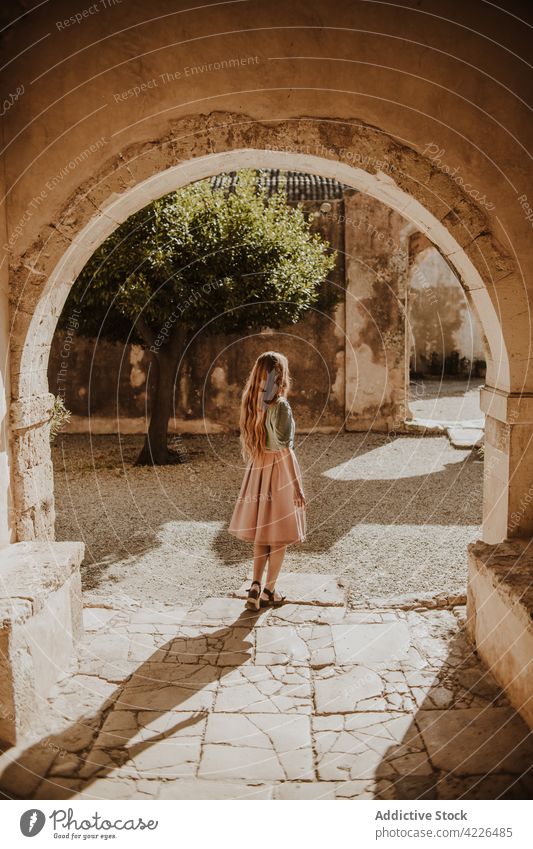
[245, 580, 262, 611]
[260, 587, 286, 608]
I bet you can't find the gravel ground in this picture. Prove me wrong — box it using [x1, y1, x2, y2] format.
[53, 431, 483, 609]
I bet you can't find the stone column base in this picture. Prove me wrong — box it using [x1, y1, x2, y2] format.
[0, 541, 84, 745]
[467, 538, 533, 730]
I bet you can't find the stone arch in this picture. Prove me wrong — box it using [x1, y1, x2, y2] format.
[8, 114, 515, 541]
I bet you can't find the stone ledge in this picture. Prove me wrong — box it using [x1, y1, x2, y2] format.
[352, 590, 467, 610]
[0, 541, 85, 625]
[467, 538, 533, 630]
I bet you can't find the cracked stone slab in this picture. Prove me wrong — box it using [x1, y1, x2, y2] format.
[273, 782, 339, 799]
[314, 665, 384, 713]
[435, 773, 533, 800]
[403, 609, 463, 668]
[297, 624, 335, 667]
[75, 777, 159, 800]
[157, 779, 274, 799]
[89, 711, 208, 781]
[114, 663, 219, 713]
[214, 665, 312, 714]
[8, 585, 533, 801]
[164, 626, 254, 666]
[331, 621, 411, 665]
[416, 708, 533, 774]
[403, 665, 508, 711]
[255, 625, 310, 664]
[273, 779, 404, 800]
[83, 608, 121, 631]
[78, 632, 130, 663]
[0, 740, 59, 798]
[199, 713, 313, 781]
[33, 777, 84, 800]
[269, 604, 347, 625]
[122, 738, 202, 780]
[95, 708, 207, 752]
[313, 712, 432, 781]
[127, 607, 190, 628]
[73, 658, 141, 684]
[45, 674, 118, 722]
[233, 573, 347, 606]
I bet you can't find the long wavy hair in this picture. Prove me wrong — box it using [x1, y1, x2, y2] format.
[239, 351, 291, 461]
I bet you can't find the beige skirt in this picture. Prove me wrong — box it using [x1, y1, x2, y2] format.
[228, 447, 306, 546]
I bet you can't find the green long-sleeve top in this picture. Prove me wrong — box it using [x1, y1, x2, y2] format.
[265, 396, 295, 451]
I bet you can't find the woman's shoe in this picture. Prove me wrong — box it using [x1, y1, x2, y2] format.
[245, 580, 262, 611]
[259, 587, 286, 608]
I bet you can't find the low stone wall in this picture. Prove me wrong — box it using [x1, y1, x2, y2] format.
[466, 538, 533, 730]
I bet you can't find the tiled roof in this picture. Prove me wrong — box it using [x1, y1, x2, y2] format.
[210, 170, 346, 201]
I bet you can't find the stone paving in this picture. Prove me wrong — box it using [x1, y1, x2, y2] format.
[0, 574, 532, 801]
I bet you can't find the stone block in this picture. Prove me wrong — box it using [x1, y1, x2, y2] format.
[0, 541, 84, 745]
[313, 665, 383, 713]
[467, 538, 533, 729]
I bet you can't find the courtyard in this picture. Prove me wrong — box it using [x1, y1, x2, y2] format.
[52, 430, 483, 609]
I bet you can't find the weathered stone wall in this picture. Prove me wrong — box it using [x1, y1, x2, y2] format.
[407, 247, 486, 376]
[0, 165, 13, 544]
[344, 191, 409, 432]
[48, 310, 346, 434]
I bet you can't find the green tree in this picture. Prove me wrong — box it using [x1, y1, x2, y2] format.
[61, 170, 337, 465]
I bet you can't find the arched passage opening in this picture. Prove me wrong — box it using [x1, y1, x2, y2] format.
[9, 138, 511, 549]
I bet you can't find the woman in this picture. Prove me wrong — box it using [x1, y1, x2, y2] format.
[228, 351, 306, 610]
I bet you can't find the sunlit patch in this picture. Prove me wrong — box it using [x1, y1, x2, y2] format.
[322, 437, 470, 480]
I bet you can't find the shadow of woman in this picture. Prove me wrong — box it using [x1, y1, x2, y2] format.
[0, 608, 263, 799]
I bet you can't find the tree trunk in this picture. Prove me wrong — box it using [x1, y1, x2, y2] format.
[135, 334, 186, 466]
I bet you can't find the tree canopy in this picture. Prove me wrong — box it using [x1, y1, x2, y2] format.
[61, 169, 337, 346]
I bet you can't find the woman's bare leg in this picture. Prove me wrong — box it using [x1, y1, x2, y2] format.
[252, 543, 269, 585]
[263, 544, 287, 596]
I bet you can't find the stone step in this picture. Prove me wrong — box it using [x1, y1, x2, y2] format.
[231, 572, 348, 607]
[446, 426, 484, 449]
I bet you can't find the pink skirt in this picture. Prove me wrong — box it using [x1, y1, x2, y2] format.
[228, 447, 306, 546]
